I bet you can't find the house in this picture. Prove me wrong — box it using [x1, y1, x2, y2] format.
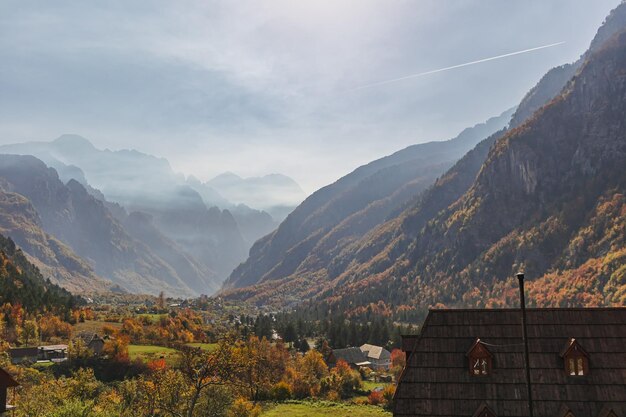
[75, 332, 106, 355]
[8, 347, 38, 364]
[9, 345, 69, 364]
[360, 343, 391, 371]
[0, 367, 18, 414]
[327, 347, 371, 368]
[394, 308, 626, 417]
[38, 345, 68, 362]
[327, 344, 392, 370]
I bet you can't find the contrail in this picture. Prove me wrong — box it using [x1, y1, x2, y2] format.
[353, 41, 565, 90]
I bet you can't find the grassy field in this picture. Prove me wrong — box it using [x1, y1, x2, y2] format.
[261, 401, 391, 417]
[362, 380, 392, 392]
[73, 320, 121, 334]
[137, 313, 167, 323]
[128, 344, 179, 363]
[185, 342, 218, 351]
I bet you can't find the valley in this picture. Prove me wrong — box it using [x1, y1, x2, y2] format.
[0, 2, 625, 417]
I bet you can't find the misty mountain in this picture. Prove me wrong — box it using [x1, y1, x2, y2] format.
[0, 181, 109, 293]
[0, 154, 217, 296]
[223, 3, 626, 314]
[223, 108, 514, 290]
[206, 172, 306, 219]
[0, 136, 294, 287]
[185, 176, 279, 244]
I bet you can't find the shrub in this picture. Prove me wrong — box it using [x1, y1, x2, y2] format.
[271, 381, 292, 402]
[382, 385, 396, 409]
[227, 398, 261, 417]
[367, 390, 383, 406]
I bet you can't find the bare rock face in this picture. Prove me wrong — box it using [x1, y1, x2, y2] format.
[0, 154, 201, 296]
[0, 186, 107, 293]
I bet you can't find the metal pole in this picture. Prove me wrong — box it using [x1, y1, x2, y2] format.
[517, 272, 534, 417]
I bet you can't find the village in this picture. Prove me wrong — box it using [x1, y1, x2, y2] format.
[0, 293, 404, 416]
[1, 1, 626, 416]
[1, 276, 625, 416]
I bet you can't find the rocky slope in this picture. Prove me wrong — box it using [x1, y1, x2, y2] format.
[0, 136, 285, 278]
[0, 155, 213, 296]
[224, 109, 514, 290]
[224, 3, 626, 314]
[0, 184, 108, 293]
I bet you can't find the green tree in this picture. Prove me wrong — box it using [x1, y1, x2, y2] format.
[19, 319, 39, 346]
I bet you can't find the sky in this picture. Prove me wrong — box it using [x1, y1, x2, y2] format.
[0, 0, 620, 193]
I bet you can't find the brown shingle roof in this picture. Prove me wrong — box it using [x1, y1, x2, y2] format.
[330, 347, 368, 365]
[0, 368, 18, 388]
[394, 308, 626, 417]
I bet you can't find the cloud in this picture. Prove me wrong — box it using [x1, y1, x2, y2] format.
[0, 0, 620, 192]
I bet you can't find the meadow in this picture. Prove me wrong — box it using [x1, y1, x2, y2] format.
[261, 401, 392, 417]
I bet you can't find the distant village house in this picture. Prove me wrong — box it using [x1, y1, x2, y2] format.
[9, 345, 68, 364]
[75, 332, 106, 355]
[8, 333, 106, 365]
[328, 343, 391, 371]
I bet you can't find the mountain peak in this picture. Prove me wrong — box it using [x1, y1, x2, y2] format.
[211, 172, 243, 182]
[52, 134, 96, 151]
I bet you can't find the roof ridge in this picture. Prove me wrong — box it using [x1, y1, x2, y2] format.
[429, 307, 626, 312]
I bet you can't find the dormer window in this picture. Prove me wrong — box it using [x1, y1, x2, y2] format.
[466, 339, 492, 376]
[556, 405, 575, 417]
[472, 403, 497, 417]
[560, 338, 589, 376]
[598, 407, 619, 417]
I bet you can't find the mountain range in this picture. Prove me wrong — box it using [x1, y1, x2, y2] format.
[222, 2, 626, 316]
[0, 136, 305, 296]
[2, 4, 625, 308]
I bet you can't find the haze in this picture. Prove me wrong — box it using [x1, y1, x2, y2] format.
[0, 0, 618, 193]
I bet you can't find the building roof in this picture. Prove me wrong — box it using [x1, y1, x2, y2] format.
[360, 344, 391, 360]
[330, 347, 368, 365]
[39, 344, 68, 351]
[8, 347, 38, 358]
[394, 308, 626, 417]
[75, 332, 104, 344]
[0, 367, 18, 388]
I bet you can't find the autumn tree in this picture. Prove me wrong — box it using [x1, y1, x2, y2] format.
[122, 317, 144, 341]
[19, 319, 39, 346]
[231, 336, 289, 402]
[177, 341, 238, 417]
[39, 314, 72, 341]
[103, 335, 130, 362]
[390, 348, 406, 381]
[321, 359, 362, 399]
[286, 349, 328, 398]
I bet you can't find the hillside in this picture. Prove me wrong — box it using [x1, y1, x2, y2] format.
[0, 184, 109, 293]
[0, 233, 79, 313]
[0, 155, 219, 296]
[224, 3, 626, 314]
[224, 109, 513, 290]
[0, 136, 283, 278]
